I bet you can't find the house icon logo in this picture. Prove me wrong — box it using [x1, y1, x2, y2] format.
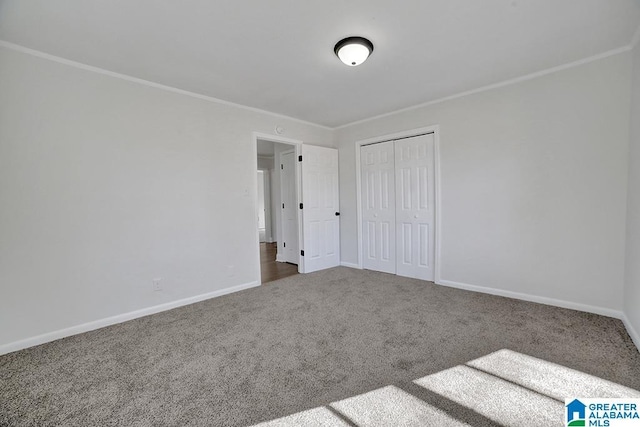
[566, 399, 586, 426]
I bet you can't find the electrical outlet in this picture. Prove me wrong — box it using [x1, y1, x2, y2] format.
[152, 278, 162, 291]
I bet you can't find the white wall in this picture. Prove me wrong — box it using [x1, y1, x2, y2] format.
[336, 52, 632, 314]
[257, 156, 275, 242]
[624, 41, 640, 345]
[0, 45, 332, 350]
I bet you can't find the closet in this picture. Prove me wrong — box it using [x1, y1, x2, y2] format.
[360, 133, 435, 281]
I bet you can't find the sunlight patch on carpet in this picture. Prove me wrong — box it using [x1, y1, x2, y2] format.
[466, 349, 640, 400]
[251, 407, 351, 427]
[252, 349, 640, 426]
[415, 364, 563, 425]
[330, 385, 470, 426]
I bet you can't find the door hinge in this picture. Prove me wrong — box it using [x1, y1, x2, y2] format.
[281, 164, 283, 170]
[283, 242, 286, 248]
[299, 203, 303, 209]
[282, 203, 285, 209]
[298, 155, 302, 162]
[300, 250, 304, 256]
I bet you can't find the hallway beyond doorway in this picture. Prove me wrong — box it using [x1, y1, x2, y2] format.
[260, 242, 298, 284]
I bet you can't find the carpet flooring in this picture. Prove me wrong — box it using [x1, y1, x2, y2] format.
[1, 267, 639, 426]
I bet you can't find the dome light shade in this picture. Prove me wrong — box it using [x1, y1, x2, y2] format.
[334, 37, 374, 66]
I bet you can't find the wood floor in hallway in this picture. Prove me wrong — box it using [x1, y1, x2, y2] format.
[260, 242, 298, 284]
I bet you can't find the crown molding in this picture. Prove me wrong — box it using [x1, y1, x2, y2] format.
[335, 45, 632, 130]
[0, 40, 332, 131]
[1, 38, 636, 132]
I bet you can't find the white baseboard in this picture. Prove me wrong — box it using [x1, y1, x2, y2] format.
[340, 262, 361, 269]
[621, 314, 640, 352]
[0, 280, 259, 356]
[437, 279, 624, 319]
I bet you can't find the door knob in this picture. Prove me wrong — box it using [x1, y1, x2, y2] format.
[335, 212, 340, 216]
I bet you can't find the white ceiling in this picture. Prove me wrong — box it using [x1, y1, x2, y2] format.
[1, 1, 639, 128]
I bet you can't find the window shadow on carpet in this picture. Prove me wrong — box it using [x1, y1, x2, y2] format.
[252, 349, 640, 426]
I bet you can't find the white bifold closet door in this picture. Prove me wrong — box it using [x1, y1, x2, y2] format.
[361, 133, 435, 281]
[361, 141, 396, 274]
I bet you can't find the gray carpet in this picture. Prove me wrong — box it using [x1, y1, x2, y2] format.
[1, 267, 639, 426]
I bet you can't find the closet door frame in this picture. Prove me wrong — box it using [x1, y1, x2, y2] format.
[355, 125, 442, 283]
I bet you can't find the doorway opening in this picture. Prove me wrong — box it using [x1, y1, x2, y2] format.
[253, 132, 342, 285]
[254, 134, 302, 284]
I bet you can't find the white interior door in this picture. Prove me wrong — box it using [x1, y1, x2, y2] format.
[301, 145, 340, 273]
[280, 151, 298, 264]
[361, 141, 396, 274]
[395, 134, 435, 280]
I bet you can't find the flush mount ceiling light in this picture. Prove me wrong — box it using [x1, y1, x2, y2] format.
[334, 36, 374, 66]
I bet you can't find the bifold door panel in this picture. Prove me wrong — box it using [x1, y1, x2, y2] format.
[394, 135, 435, 281]
[361, 141, 396, 274]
